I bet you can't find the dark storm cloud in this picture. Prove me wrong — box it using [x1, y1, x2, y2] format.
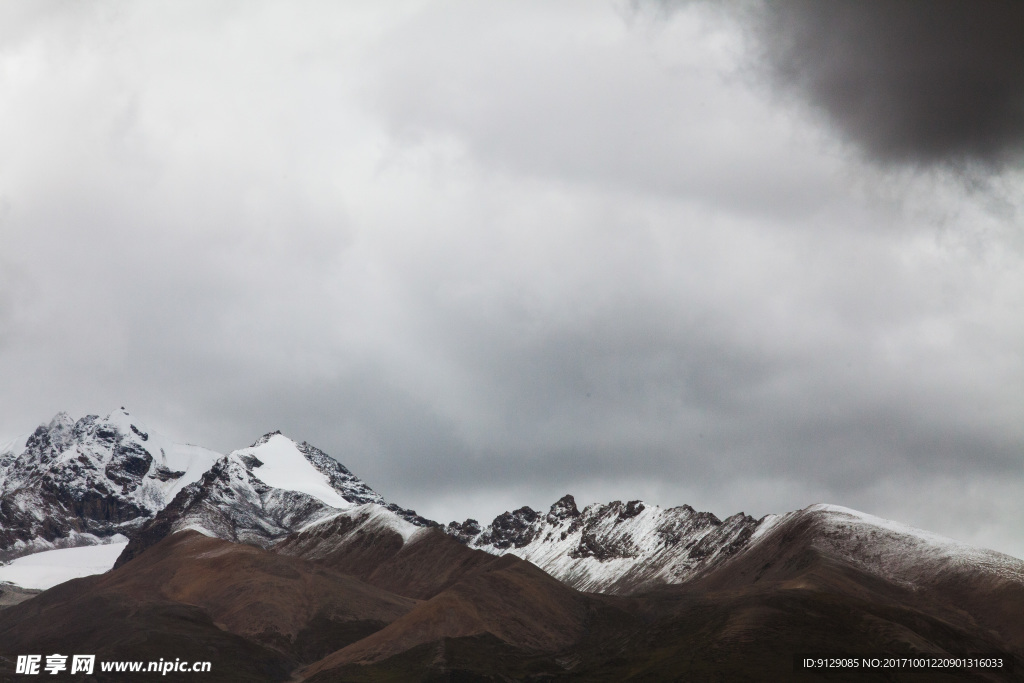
[751, 0, 1024, 167]
[641, 0, 1024, 167]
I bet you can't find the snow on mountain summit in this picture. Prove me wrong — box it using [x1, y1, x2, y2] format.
[231, 432, 391, 511]
[0, 408, 221, 504]
[234, 433, 355, 510]
[0, 408, 443, 577]
[113, 431, 438, 568]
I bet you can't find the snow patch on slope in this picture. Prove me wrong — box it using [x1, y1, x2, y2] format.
[234, 434, 353, 510]
[806, 504, 1024, 584]
[738, 504, 1024, 589]
[178, 523, 218, 538]
[0, 538, 128, 590]
[297, 503, 427, 544]
[747, 512, 783, 543]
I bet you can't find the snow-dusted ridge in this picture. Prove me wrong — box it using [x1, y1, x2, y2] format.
[293, 503, 430, 547]
[447, 495, 760, 594]
[447, 498, 1024, 595]
[746, 503, 1024, 587]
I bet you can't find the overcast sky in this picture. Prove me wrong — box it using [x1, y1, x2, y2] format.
[1, 1, 1022, 558]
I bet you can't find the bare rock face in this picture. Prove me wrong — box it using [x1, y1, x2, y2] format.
[0, 581, 40, 609]
[475, 506, 542, 550]
[547, 493, 581, 523]
[444, 518, 482, 544]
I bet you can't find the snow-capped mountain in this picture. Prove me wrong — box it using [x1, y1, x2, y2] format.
[0, 409, 221, 562]
[115, 431, 437, 567]
[446, 495, 760, 593]
[4, 409, 1023, 612]
[3, 411, 1023, 681]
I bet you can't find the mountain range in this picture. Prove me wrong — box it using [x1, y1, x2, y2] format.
[1, 410, 1021, 681]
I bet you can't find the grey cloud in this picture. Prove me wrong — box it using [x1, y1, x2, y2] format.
[638, 0, 1024, 168]
[363, 1, 848, 219]
[750, 0, 1024, 168]
[0, 2, 1021, 558]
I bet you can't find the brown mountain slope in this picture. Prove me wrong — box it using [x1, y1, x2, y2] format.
[544, 510, 1024, 682]
[295, 557, 1021, 682]
[0, 574, 293, 683]
[0, 530, 420, 681]
[289, 507, 1024, 682]
[100, 530, 418, 658]
[0, 582, 38, 608]
[3, 504, 1022, 682]
[275, 511, 497, 599]
[688, 506, 1024, 658]
[579, 556, 1021, 682]
[299, 552, 637, 682]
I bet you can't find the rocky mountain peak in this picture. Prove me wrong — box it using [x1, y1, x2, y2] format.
[47, 411, 75, 434]
[477, 506, 542, 550]
[250, 430, 283, 448]
[0, 410, 222, 562]
[547, 494, 581, 523]
[445, 518, 482, 544]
